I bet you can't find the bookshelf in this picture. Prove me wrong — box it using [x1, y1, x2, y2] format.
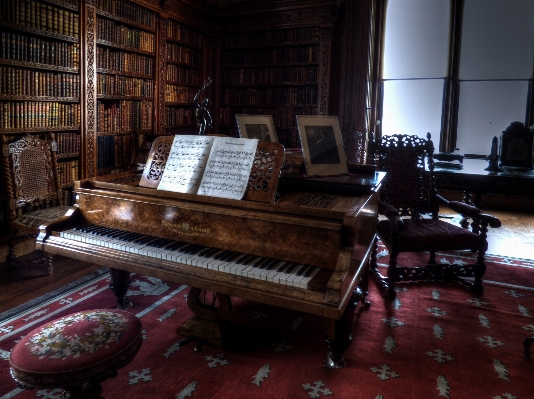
[163, 17, 204, 135]
[0, 0, 82, 207]
[218, 21, 332, 149]
[85, 0, 156, 177]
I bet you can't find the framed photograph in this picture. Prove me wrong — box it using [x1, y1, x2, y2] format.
[236, 114, 278, 142]
[296, 115, 348, 176]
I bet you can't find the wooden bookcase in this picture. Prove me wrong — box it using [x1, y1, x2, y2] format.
[0, 0, 82, 212]
[84, 0, 156, 177]
[216, 1, 339, 149]
[163, 17, 205, 135]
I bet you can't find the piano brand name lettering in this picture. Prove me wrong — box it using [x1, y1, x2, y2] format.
[162, 220, 210, 236]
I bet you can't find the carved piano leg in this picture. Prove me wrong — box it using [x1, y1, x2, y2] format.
[109, 268, 132, 309]
[324, 287, 364, 369]
[176, 287, 233, 351]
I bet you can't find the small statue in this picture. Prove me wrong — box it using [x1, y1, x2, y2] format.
[193, 78, 213, 135]
[485, 136, 501, 171]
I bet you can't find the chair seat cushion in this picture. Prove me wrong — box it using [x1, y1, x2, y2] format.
[10, 309, 142, 388]
[377, 218, 480, 250]
[12, 206, 74, 230]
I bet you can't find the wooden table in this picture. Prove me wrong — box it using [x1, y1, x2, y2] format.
[435, 158, 534, 208]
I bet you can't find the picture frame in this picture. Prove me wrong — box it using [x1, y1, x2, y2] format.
[296, 115, 348, 176]
[235, 114, 278, 142]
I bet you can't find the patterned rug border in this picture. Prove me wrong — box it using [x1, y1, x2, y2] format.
[0, 268, 109, 324]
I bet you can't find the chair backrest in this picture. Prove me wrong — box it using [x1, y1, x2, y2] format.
[1, 134, 63, 220]
[370, 133, 437, 218]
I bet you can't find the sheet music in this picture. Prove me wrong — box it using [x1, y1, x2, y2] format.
[197, 137, 259, 200]
[157, 135, 214, 194]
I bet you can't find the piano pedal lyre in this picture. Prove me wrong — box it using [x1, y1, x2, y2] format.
[176, 287, 233, 351]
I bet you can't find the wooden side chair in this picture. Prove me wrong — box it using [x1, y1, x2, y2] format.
[1, 133, 73, 274]
[369, 133, 501, 300]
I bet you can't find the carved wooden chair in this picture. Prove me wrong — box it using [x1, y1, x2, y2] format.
[369, 133, 501, 300]
[1, 134, 73, 274]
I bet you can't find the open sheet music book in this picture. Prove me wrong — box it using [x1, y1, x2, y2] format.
[155, 135, 259, 200]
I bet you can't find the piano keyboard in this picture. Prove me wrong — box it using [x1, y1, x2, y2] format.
[60, 225, 320, 289]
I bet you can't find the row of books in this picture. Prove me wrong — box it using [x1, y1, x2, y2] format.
[96, 0, 156, 29]
[166, 43, 202, 66]
[222, 27, 319, 47]
[0, 66, 80, 98]
[56, 131, 81, 155]
[0, 32, 80, 69]
[221, 46, 318, 66]
[222, 86, 318, 106]
[219, 106, 316, 129]
[221, 66, 319, 85]
[57, 159, 79, 188]
[96, 47, 154, 76]
[96, 100, 153, 133]
[97, 134, 134, 170]
[165, 84, 194, 103]
[97, 74, 154, 97]
[167, 19, 203, 47]
[1, 0, 79, 38]
[166, 106, 193, 126]
[0, 101, 81, 129]
[166, 64, 202, 85]
[97, 20, 155, 53]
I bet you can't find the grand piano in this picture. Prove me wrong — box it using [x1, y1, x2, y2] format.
[36, 141, 384, 368]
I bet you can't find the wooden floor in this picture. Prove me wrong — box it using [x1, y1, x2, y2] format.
[1, 207, 533, 315]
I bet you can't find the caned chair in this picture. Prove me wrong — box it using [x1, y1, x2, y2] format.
[1, 133, 73, 274]
[369, 133, 501, 300]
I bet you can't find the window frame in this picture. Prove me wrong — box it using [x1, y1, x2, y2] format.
[371, 0, 534, 155]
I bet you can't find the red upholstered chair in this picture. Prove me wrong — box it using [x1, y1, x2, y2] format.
[9, 309, 142, 399]
[1, 134, 73, 274]
[369, 133, 501, 300]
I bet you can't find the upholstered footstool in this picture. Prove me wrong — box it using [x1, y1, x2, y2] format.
[9, 309, 142, 399]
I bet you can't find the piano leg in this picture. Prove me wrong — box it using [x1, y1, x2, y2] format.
[324, 286, 365, 369]
[109, 268, 132, 309]
[176, 287, 233, 351]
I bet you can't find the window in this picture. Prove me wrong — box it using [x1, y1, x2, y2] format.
[380, 0, 534, 156]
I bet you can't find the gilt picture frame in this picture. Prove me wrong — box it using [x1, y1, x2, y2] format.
[296, 115, 348, 176]
[236, 114, 278, 142]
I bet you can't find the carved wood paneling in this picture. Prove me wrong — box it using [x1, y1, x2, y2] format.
[157, 17, 168, 135]
[318, 28, 332, 116]
[84, 4, 97, 178]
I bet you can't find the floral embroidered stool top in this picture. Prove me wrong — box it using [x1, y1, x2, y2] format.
[9, 309, 142, 398]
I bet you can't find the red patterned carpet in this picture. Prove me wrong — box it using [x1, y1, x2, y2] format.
[1, 248, 533, 399]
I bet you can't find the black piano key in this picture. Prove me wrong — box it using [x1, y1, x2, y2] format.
[238, 254, 257, 265]
[296, 265, 310, 276]
[263, 258, 280, 270]
[219, 251, 238, 261]
[284, 263, 299, 274]
[200, 247, 220, 258]
[303, 266, 316, 278]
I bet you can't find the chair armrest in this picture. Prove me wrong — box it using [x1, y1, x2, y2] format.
[436, 194, 480, 216]
[437, 194, 501, 228]
[476, 213, 502, 229]
[378, 201, 405, 231]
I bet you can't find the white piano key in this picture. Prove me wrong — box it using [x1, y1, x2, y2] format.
[277, 263, 301, 285]
[266, 263, 290, 282]
[285, 264, 307, 286]
[299, 267, 320, 289]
